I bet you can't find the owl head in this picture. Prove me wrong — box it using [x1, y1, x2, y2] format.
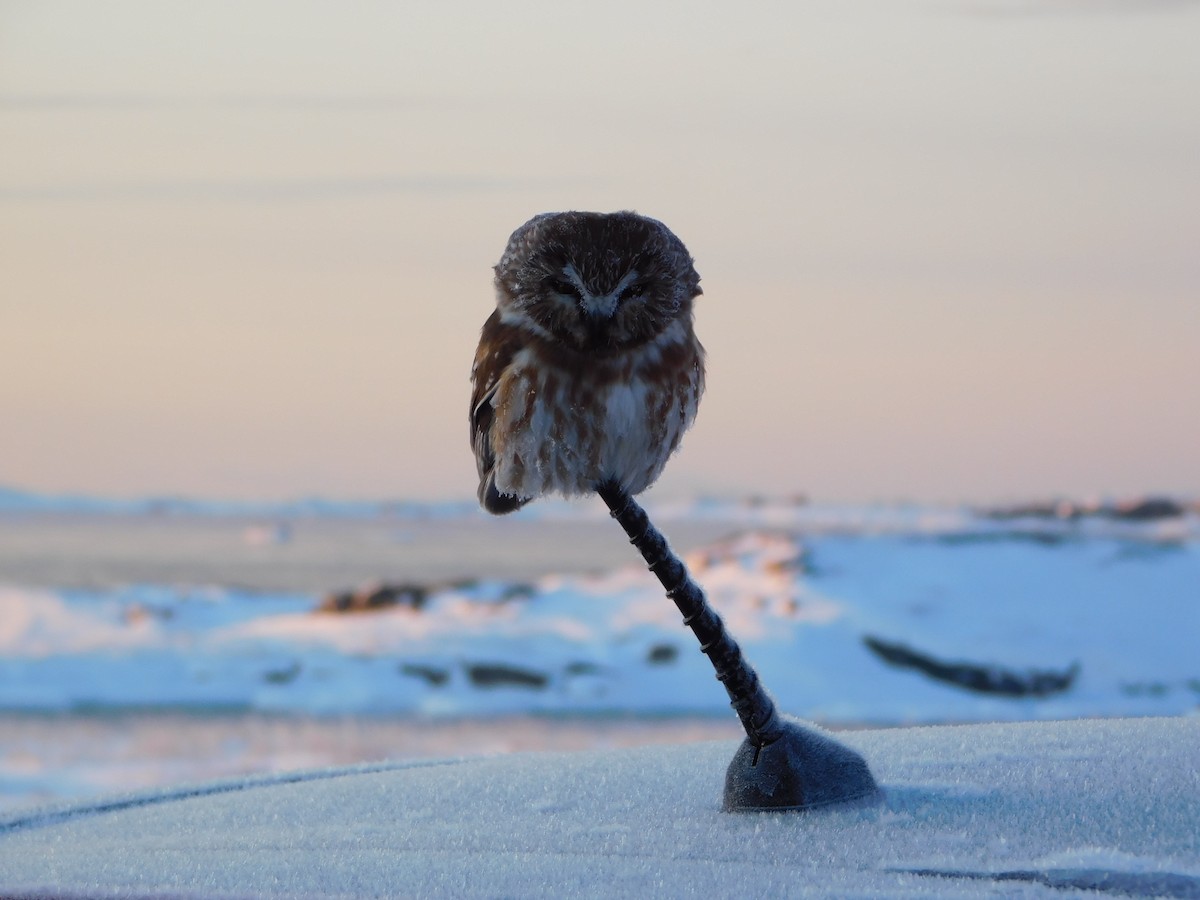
[493, 211, 702, 355]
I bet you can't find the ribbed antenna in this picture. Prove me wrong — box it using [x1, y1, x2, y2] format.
[596, 482, 880, 811]
[596, 482, 784, 748]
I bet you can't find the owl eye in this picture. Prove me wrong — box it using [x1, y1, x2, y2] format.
[547, 277, 583, 300]
[619, 281, 649, 302]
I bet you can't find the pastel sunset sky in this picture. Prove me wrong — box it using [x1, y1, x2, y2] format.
[2, 0, 1197, 503]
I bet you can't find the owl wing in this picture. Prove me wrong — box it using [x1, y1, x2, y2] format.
[470, 311, 530, 514]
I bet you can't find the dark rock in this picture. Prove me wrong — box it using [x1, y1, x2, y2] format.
[498, 583, 535, 602]
[417, 578, 534, 604]
[935, 531, 1068, 547]
[262, 662, 301, 685]
[564, 661, 604, 676]
[978, 499, 1088, 521]
[1120, 681, 1171, 697]
[465, 663, 548, 689]
[319, 582, 428, 614]
[1103, 497, 1186, 521]
[863, 635, 1078, 698]
[646, 643, 679, 665]
[399, 663, 450, 687]
[979, 495, 1189, 524]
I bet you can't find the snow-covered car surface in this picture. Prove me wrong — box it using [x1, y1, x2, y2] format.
[2, 717, 1196, 898]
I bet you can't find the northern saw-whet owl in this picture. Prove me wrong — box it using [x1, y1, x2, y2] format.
[470, 211, 705, 514]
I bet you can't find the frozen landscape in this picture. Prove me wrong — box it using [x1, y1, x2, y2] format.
[1, 491, 1197, 824]
[3, 493, 1197, 720]
[2, 505, 1197, 722]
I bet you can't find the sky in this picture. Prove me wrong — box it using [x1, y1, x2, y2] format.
[2, 0, 1198, 505]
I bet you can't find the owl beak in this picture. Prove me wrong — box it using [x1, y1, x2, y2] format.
[579, 297, 617, 346]
[579, 293, 619, 321]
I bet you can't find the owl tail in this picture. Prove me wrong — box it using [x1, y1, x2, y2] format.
[479, 473, 531, 515]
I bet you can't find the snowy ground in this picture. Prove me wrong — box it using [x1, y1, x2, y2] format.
[2, 504, 1195, 721]
[1, 497, 1197, 814]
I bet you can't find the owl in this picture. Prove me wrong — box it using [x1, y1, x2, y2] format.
[470, 211, 705, 514]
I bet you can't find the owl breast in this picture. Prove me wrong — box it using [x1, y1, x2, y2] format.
[488, 319, 704, 501]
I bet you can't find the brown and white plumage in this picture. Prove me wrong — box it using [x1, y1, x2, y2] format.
[470, 211, 705, 514]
